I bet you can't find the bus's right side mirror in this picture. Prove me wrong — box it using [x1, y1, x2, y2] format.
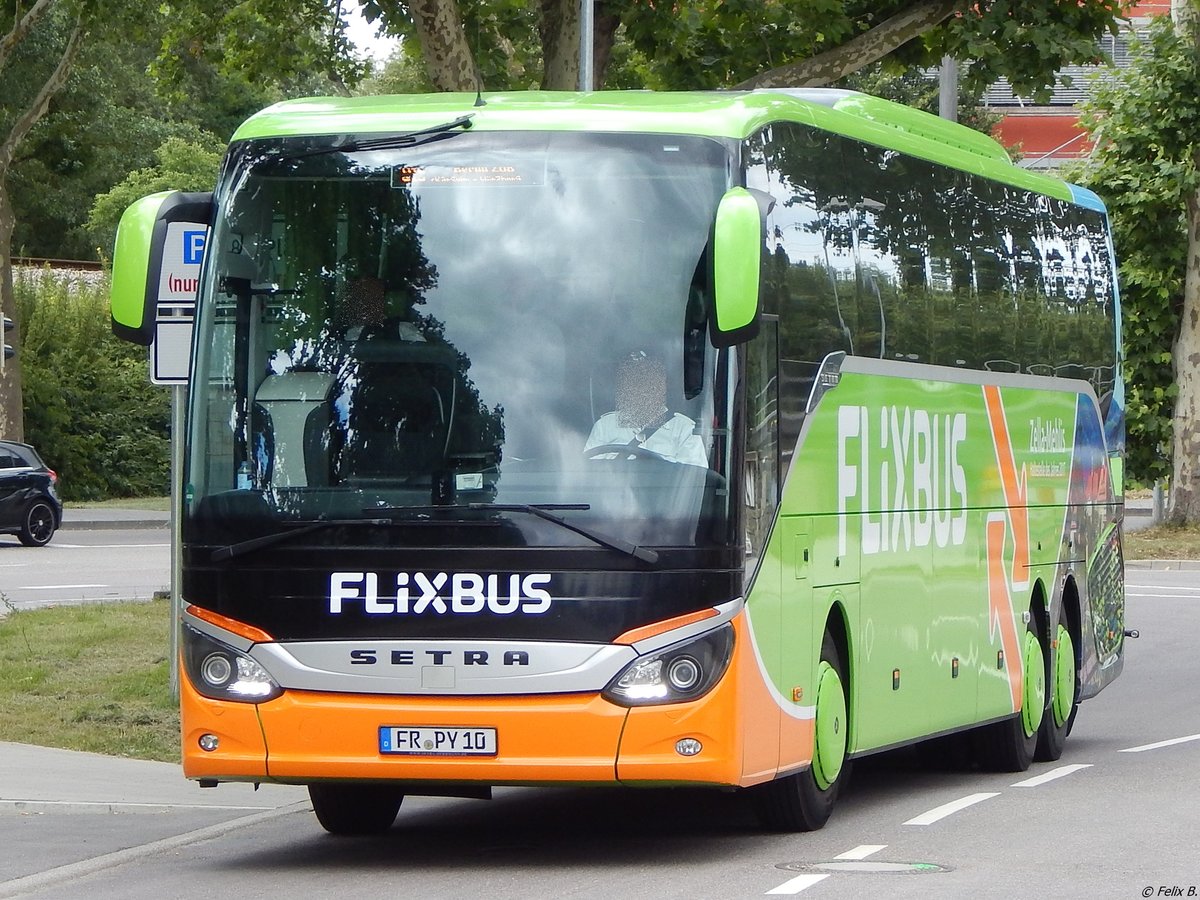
[111, 191, 213, 346]
[709, 187, 762, 348]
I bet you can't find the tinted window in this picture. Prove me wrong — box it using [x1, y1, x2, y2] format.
[745, 122, 1118, 433]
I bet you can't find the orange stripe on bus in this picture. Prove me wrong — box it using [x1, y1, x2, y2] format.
[613, 607, 720, 645]
[982, 384, 1030, 583]
[186, 605, 274, 643]
[986, 516, 1024, 713]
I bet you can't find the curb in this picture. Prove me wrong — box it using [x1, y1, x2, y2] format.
[59, 517, 168, 532]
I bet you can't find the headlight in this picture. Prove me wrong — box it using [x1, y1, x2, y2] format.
[182, 625, 282, 703]
[603, 623, 734, 706]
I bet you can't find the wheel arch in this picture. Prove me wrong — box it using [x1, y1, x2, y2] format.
[1030, 578, 1052, 702]
[821, 598, 853, 744]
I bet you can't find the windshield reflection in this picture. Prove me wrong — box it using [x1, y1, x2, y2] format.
[186, 131, 734, 549]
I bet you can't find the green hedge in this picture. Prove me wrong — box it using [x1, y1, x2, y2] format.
[16, 268, 170, 500]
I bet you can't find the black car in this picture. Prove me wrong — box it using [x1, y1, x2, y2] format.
[0, 440, 62, 546]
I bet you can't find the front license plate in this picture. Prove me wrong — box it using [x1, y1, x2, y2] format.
[379, 725, 497, 757]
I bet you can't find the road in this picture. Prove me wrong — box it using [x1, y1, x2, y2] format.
[0, 528, 169, 610]
[0, 566, 1196, 899]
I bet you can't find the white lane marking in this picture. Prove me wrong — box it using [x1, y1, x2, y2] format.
[1120, 733, 1200, 754]
[766, 873, 830, 895]
[51, 543, 169, 549]
[903, 792, 1000, 826]
[1012, 764, 1092, 787]
[18, 584, 107, 590]
[834, 844, 887, 860]
[1126, 591, 1200, 599]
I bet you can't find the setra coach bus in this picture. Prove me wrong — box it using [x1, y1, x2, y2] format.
[110, 89, 1125, 834]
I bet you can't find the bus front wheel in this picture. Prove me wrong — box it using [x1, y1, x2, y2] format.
[309, 783, 404, 835]
[752, 631, 849, 832]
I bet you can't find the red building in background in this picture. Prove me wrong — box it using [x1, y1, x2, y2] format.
[987, 2, 1170, 168]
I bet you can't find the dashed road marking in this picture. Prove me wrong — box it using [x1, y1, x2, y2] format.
[1120, 733, 1200, 754]
[765, 873, 830, 895]
[903, 792, 1000, 826]
[1012, 763, 1092, 787]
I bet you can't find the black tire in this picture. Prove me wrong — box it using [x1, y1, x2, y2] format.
[18, 500, 56, 547]
[978, 610, 1045, 772]
[1035, 602, 1078, 762]
[753, 631, 850, 831]
[308, 783, 404, 835]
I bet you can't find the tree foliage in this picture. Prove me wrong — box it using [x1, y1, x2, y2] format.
[87, 133, 225, 258]
[1071, 15, 1200, 490]
[16, 269, 169, 499]
[361, 0, 1128, 95]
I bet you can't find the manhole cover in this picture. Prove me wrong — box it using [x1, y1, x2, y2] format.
[778, 861, 949, 875]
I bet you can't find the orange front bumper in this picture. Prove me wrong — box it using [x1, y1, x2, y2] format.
[180, 613, 811, 788]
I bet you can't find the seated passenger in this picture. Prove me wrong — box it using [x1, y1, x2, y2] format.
[584, 350, 708, 468]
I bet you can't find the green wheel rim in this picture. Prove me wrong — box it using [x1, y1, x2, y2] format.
[1021, 629, 1046, 738]
[1052, 624, 1076, 728]
[813, 659, 847, 790]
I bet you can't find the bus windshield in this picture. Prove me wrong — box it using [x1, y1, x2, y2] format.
[186, 130, 734, 550]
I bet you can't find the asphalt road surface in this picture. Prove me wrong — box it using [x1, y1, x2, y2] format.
[0, 528, 169, 610]
[0, 567, 1196, 900]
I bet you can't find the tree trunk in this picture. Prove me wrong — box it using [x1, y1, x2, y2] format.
[0, 181, 21, 441]
[592, 3, 620, 89]
[733, 0, 958, 89]
[540, 1, 619, 90]
[1170, 0, 1200, 522]
[540, 0, 580, 90]
[407, 0, 480, 92]
[0, 14, 84, 441]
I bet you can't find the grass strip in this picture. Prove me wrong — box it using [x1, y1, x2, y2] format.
[0, 598, 179, 762]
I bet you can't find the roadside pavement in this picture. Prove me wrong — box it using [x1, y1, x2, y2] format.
[0, 742, 309, 894]
[0, 742, 304, 816]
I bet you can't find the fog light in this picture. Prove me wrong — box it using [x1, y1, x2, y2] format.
[675, 737, 702, 757]
[198, 733, 220, 752]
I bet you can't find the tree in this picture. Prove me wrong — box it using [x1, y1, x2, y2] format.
[3, 0, 366, 441]
[361, 1, 1126, 95]
[2, 0, 88, 441]
[1073, 8, 1200, 522]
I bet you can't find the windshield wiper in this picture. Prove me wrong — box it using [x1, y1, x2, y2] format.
[275, 115, 475, 162]
[210, 518, 394, 563]
[483, 504, 660, 565]
[374, 503, 659, 565]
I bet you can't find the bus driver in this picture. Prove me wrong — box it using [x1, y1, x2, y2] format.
[583, 350, 709, 468]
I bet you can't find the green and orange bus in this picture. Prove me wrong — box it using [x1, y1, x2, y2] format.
[111, 89, 1125, 834]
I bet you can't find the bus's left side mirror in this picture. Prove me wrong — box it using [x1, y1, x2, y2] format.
[709, 187, 762, 348]
[111, 191, 214, 346]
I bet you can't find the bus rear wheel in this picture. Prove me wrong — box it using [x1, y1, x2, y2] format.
[309, 783, 404, 835]
[979, 612, 1045, 772]
[1035, 603, 1078, 761]
[753, 631, 849, 831]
